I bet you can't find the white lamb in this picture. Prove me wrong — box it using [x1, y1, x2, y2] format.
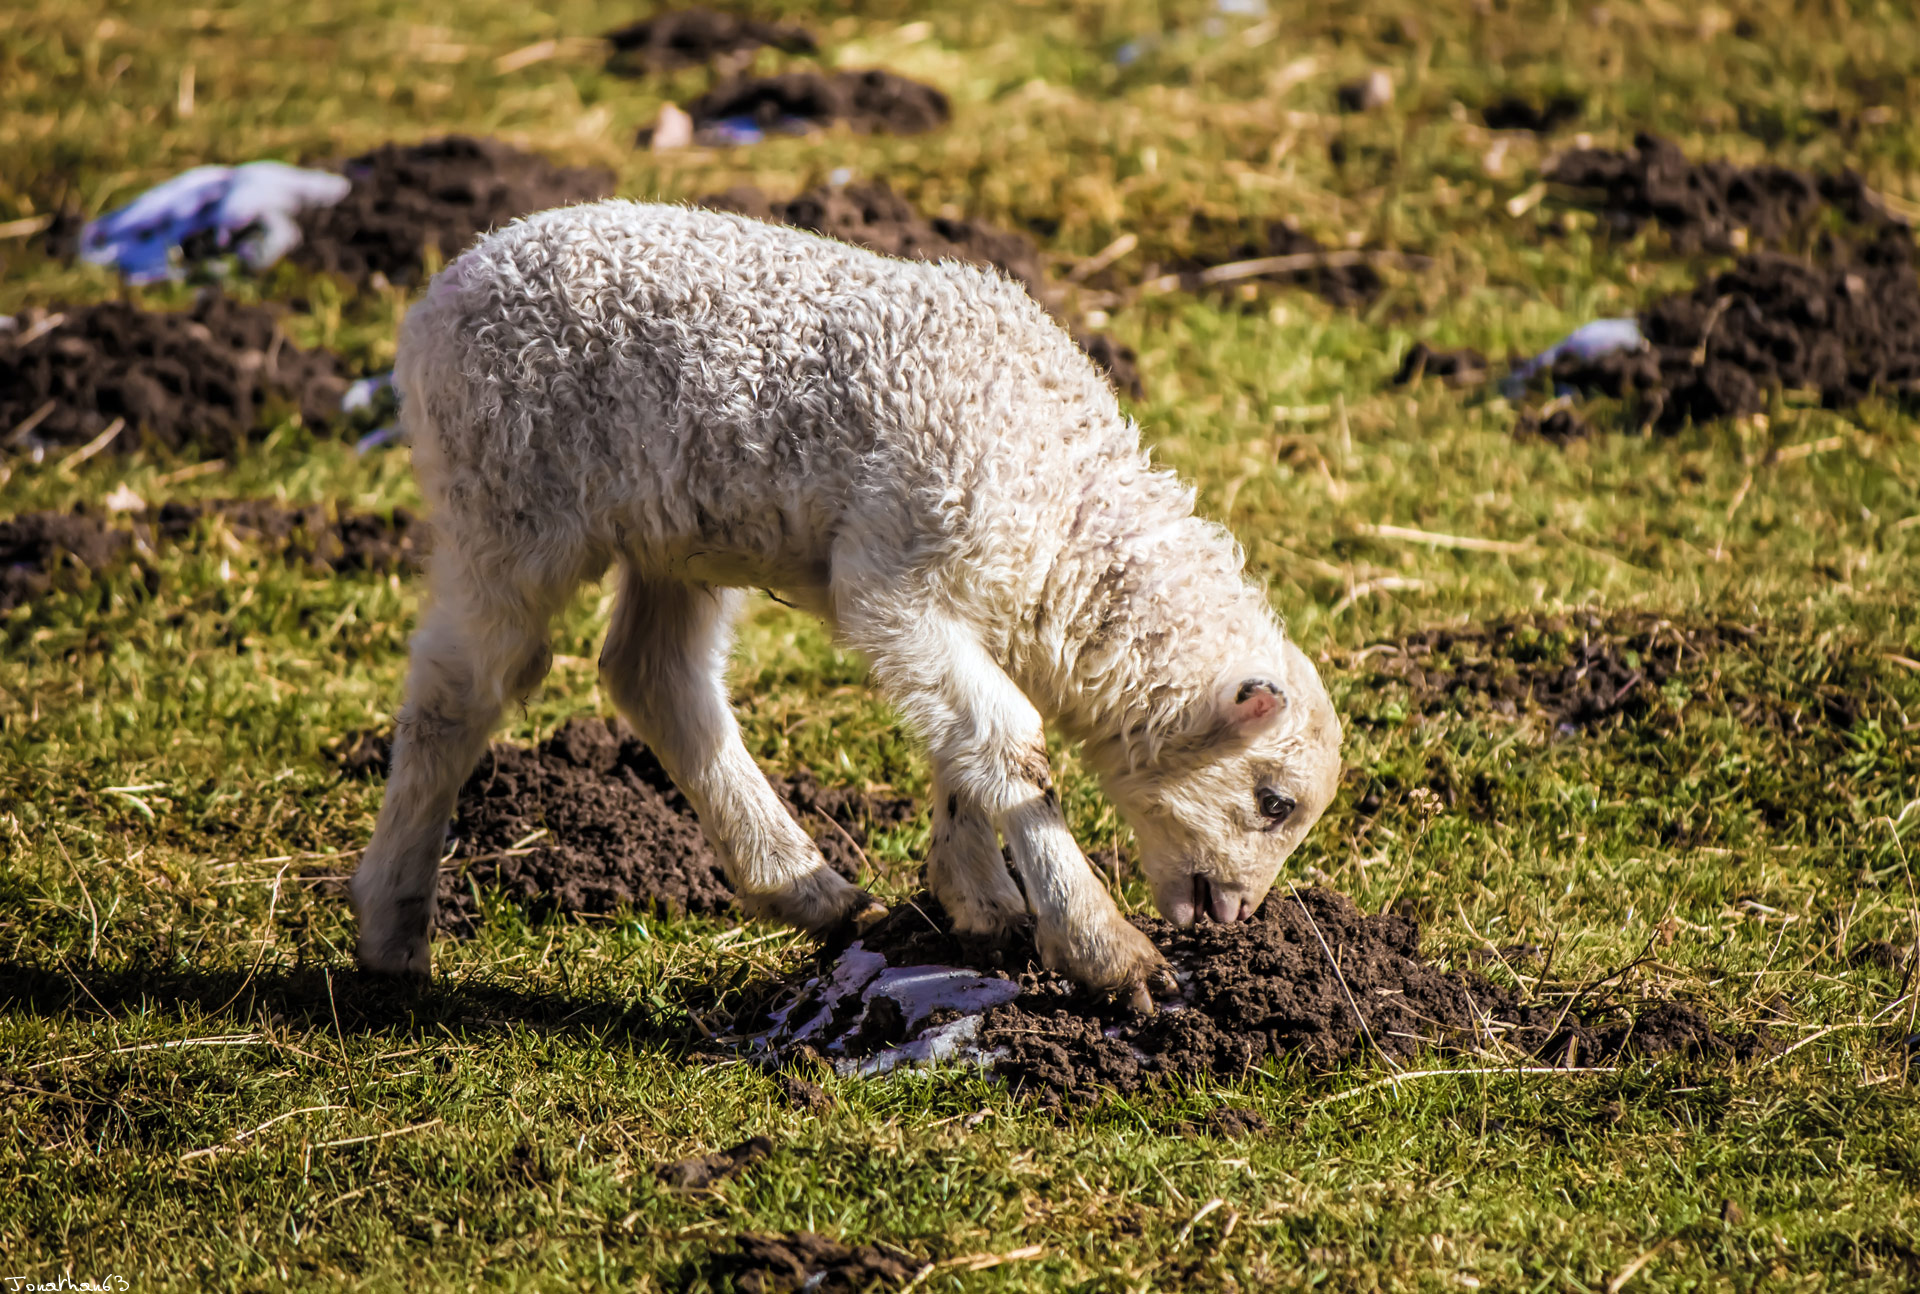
[350, 200, 1342, 1005]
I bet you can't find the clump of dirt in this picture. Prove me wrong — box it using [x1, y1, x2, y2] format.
[335, 716, 912, 932]
[604, 7, 816, 72]
[778, 888, 1770, 1108]
[699, 182, 1143, 396]
[0, 295, 347, 457]
[1393, 342, 1489, 387]
[1191, 1106, 1268, 1139]
[293, 137, 615, 287]
[1073, 332, 1143, 399]
[152, 499, 423, 573]
[1547, 132, 1902, 253]
[1361, 613, 1743, 730]
[1547, 231, 1920, 428]
[656, 1134, 773, 1190]
[1514, 403, 1594, 443]
[1481, 93, 1584, 133]
[679, 69, 950, 138]
[716, 1232, 922, 1294]
[0, 510, 131, 614]
[773, 1072, 834, 1113]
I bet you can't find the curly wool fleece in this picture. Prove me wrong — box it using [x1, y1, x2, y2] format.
[352, 201, 1339, 999]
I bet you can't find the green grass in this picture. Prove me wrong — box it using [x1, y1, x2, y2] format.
[4, 0, 1920, 1288]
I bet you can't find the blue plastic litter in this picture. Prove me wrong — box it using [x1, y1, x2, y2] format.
[79, 161, 352, 284]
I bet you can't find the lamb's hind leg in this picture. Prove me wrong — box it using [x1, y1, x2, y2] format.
[599, 568, 881, 933]
[351, 551, 563, 975]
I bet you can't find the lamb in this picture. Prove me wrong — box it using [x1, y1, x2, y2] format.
[349, 200, 1343, 1005]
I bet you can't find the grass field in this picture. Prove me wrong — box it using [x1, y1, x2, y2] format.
[4, 0, 1920, 1288]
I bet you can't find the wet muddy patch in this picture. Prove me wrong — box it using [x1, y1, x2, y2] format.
[699, 182, 1141, 396]
[729, 888, 1770, 1108]
[1, 295, 347, 458]
[293, 137, 615, 287]
[604, 7, 816, 73]
[337, 716, 914, 932]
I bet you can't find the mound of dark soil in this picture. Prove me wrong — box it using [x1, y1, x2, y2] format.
[681, 69, 950, 137]
[0, 511, 131, 614]
[293, 137, 616, 287]
[605, 7, 816, 71]
[336, 716, 913, 932]
[1482, 93, 1584, 133]
[778, 888, 1770, 1108]
[699, 182, 1143, 397]
[1362, 613, 1742, 730]
[717, 1232, 922, 1293]
[1548, 231, 1920, 428]
[152, 499, 422, 573]
[1547, 132, 1903, 253]
[1, 296, 347, 457]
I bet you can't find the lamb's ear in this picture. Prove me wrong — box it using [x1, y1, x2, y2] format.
[1215, 671, 1288, 738]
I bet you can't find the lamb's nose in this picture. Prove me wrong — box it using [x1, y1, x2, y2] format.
[1206, 880, 1249, 925]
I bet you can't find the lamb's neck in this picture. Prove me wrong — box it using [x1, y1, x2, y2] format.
[1018, 507, 1271, 766]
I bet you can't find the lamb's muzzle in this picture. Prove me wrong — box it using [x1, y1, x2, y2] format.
[348, 199, 1342, 1002]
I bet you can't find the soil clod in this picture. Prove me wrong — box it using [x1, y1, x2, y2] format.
[656, 1134, 774, 1190]
[1481, 93, 1584, 133]
[1393, 342, 1489, 387]
[1, 296, 347, 458]
[718, 1232, 922, 1294]
[293, 137, 615, 287]
[604, 8, 816, 72]
[1191, 1106, 1268, 1139]
[773, 1072, 835, 1113]
[0, 511, 131, 614]
[1514, 403, 1594, 443]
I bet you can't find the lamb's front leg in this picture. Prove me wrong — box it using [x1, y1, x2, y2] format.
[858, 612, 1173, 1005]
[600, 571, 881, 933]
[925, 768, 1029, 939]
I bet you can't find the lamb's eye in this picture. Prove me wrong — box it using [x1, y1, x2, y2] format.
[1257, 789, 1296, 824]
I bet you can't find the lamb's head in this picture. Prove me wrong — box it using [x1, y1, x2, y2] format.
[1100, 638, 1342, 925]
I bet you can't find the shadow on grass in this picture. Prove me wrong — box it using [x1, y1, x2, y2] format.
[0, 957, 700, 1053]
